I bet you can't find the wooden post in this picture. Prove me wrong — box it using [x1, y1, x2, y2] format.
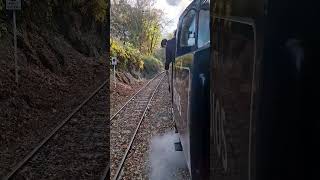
[114, 65, 116, 88]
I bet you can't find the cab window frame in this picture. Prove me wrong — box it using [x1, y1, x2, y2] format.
[177, 8, 198, 57]
[197, 3, 210, 48]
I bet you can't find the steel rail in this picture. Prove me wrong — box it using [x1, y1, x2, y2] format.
[99, 71, 164, 180]
[110, 71, 165, 120]
[112, 74, 166, 180]
[3, 79, 108, 180]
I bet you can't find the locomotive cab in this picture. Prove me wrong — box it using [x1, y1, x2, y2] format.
[166, 0, 211, 179]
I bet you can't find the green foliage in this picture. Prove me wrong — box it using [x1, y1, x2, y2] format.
[0, 0, 4, 18]
[110, 0, 168, 76]
[142, 55, 162, 76]
[92, 0, 108, 22]
[110, 38, 144, 71]
[111, 0, 167, 55]
[0, 22, 7, 39]
[80, 0, 108, 23]
[153, 48, 166, 63]
[20, 0, 107, 25]
[0, 0, 3, 12]
[166, 31, 175, 39]
[143, 17, 162, 55]
[110, 38, 162, 76]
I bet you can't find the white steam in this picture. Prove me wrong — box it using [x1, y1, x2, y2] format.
[166, 0, 181, 6]
[148, 131, 190, 180]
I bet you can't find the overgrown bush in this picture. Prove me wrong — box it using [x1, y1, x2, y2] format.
[110, 38, 144, 71]
[45, 0, 108, 23]
[0, 0, 5, 18]
[153, 48, 165, 63]
[0, 22, 7, 38]
[79, 0, 108, 23]
[0, 1, 3, 12]
[142, 55, 163, 77]
[110, 38, 163, 77]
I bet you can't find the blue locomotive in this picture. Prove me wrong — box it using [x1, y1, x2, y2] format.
[162, 0, 318, 179]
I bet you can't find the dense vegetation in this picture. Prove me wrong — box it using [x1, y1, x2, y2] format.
[1, 0, 167, 76]
[141, 55, 162, 77]
[110, 38, 144, 71]
[0, 0, 107, 53]
[0, 0, 3, 12]
[0, 0, 107, 22]
[110, 0, 169, 76]
[110, 38, 163, 77]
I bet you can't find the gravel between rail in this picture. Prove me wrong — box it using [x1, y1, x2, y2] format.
[10, 85, 109, 179]
[119, 76, 191, 180]
[110, 79, 145, 116]
[110, 73, 164, 178]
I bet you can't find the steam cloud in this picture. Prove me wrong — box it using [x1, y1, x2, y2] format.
[166, 0, 192, 6]
[166, 0, 181, 6]
[149, 131, 189, 180]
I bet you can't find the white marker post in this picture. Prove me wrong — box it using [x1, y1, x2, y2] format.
[6, 0, 21, 84]
[111, 57, 117, 88]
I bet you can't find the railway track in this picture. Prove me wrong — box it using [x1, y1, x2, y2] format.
[106, 72, 165, 180]
[3, 80, 109, 180]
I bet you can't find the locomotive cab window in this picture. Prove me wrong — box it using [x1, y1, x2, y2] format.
[198, 5, 210, 47]
[178, 9, 197, 55]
